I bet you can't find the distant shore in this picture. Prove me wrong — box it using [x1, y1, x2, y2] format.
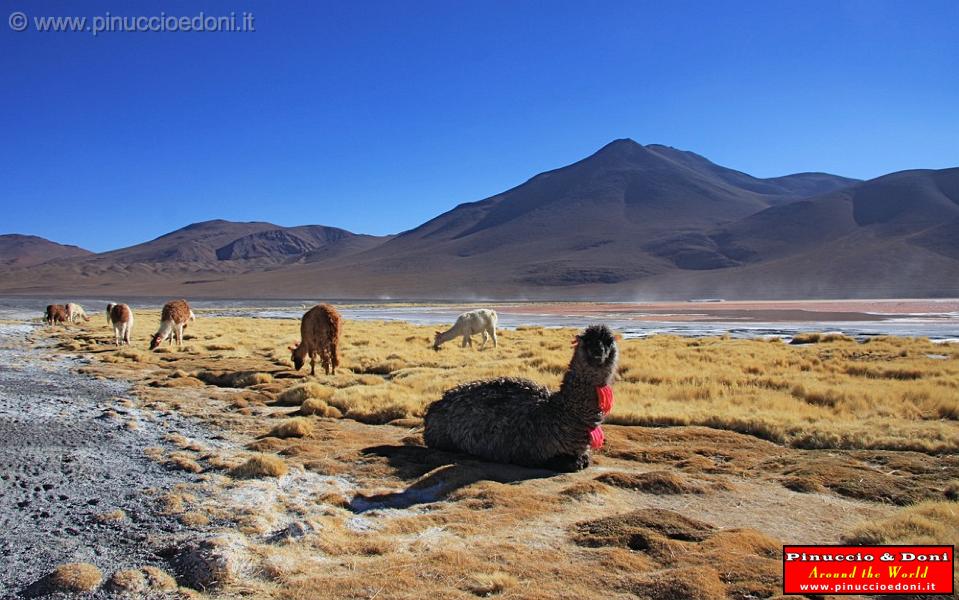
[4, 297, 959, 342]
[495, 298, 959, 323]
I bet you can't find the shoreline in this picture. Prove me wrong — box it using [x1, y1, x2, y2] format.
[0, 323, 223, 596]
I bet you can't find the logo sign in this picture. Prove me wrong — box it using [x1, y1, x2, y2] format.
[783, 545, 954, 595]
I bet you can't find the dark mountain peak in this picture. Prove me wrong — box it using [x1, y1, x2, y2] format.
[587, 138, 655, 164]
[597, 137, 642, 152]
[182, 219, 231, 230]
[176, 219, 277, 233]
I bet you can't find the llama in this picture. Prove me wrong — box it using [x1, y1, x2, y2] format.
[149, 299, 193, 350]
[66, 303, 90, 323]
[289, 304, 341, 376]
[45, 304, 69, 326]
[107, 303, 134, 346]
[433, 309, 498, 350]
[424, 324, 618, 472]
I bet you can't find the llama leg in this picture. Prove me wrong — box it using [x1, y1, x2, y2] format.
[319, 348, 330, 375]
[542, 453, 591, 472]
[309, 352, 316, 376]
[479, 331, 488, 350]
[490, 328, 497, 347]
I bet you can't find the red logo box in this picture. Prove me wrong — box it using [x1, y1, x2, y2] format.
[783, 545, 954, 595]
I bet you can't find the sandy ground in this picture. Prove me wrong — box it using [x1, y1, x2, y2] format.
[0, 324, 223, 597]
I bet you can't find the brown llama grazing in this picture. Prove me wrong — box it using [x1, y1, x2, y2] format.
[45, 304, 69, 326]
[290, 304, 341, 376]
[106, 303, 134, 346]
[424, 325, 619, 472]
[150, 299, 193, 350]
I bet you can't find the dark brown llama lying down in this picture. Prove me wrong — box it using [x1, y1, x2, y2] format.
[424, 324, 619, 472]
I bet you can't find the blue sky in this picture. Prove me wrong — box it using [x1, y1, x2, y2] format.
[1, 0, 957, 252]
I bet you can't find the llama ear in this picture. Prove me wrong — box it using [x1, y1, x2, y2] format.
[571, 337, 579, 347]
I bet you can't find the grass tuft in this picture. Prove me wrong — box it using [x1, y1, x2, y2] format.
[842, 501, 959, 545]
[300, 397, 342, 418]
[94, 509, 126, 522]
[229, 453, 289, 479]
[49, 562, 103, 592]
[267, 417, 314, 438]
[276, 382, 333, 405]
[466, 572, 517, 596]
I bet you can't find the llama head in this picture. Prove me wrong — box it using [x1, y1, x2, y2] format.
[432, 331, 443, 351]
[149, 333, 163, 350]
[573, 325, 619, 372]
[289, 342, 304, 370]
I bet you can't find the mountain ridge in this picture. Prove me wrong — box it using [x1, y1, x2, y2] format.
[1, 140, 956, 299]
[0, 234, 93, 268]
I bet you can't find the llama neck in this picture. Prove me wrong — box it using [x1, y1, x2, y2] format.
[553, 358, 616, 420]
[559, 359, 615, 391]
[156, 320, 175, 340]
[436, 326, 459, 345]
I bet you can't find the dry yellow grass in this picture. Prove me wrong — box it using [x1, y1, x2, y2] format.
[267, 417, 314, 438]
[229, 453, 289, 478]
[180, 510, 211, 526]
[108, 566, 179, 593]
[843, 500, 959, 593]
[141, 566, 178, 591]
[167, 451, 204, 473]
[94, 509, 126, 522]
[276, 382, 333, 405]
[843, 500, 959, 545]
[56, 313, 959, 454]
[466, 571, 518, 596]
[106, 568, 144, 592]
[78, 314, 958, 452]
[45, 310, 959, 599]
[299, 397, 342, 418]
[48, 562, 102, 592]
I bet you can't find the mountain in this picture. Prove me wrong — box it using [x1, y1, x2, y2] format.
[0, 221, 389, 296]
[0, 234, 92, 267]
[88, 220, 385, 265]
[625, 167, 959, 298]
[0, 139, 956, 299]
[94, 220, 281, 264]
[216, 139, 859, 296]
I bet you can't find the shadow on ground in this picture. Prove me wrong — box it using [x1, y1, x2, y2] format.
[348, 444, 555, 512]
